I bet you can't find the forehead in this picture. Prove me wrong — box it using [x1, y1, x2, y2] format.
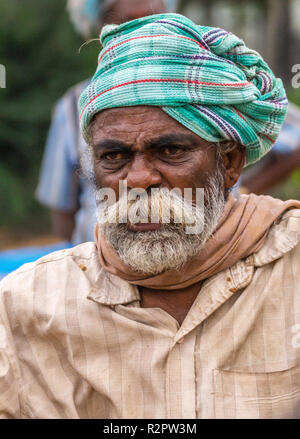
[90, 106, 207, 146]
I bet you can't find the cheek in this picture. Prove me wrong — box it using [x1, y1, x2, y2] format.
[94, 165, 118, 188]
[159, 150, 217, 189]
[192, 149, 217, 183]
[94, 163, 129, 199]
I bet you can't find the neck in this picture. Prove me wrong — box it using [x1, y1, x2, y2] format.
[139, 281, 203, 326]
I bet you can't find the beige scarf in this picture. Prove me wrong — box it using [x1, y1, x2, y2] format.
[94, 193, 300, 290]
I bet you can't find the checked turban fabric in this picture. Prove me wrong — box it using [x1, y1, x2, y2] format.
[78, 13, 288, 165]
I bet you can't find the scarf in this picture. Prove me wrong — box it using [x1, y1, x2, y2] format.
[94, 193, 300, 290]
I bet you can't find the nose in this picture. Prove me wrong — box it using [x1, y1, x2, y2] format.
[126, 153, 162, 190]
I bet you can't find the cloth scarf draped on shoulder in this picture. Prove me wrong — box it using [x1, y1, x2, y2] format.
[79, 13, 288, 165]
[94, 194, 300, 290]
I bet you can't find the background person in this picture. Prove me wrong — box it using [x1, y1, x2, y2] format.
[241, 102, 300, 194]
[36, 0, 177, 245]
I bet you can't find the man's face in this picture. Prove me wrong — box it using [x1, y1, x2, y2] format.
[103, 0, 166, 25]
[91, 106, 218, 204]
[89, 106, 241, 275]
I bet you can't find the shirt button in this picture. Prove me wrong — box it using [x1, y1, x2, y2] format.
[79, 264, 87, 271]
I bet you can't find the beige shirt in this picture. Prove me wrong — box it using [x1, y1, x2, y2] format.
[1, 209, 300, 419]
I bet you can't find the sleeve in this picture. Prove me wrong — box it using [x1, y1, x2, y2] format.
[35, 94, 81, 212]
[0, 278, 22, 419]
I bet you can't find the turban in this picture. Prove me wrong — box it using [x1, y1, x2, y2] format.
[78, 13, 288, 165]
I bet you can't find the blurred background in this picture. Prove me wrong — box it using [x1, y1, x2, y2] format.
[1, 0, 300, 267]
[0, 0, 99, 249]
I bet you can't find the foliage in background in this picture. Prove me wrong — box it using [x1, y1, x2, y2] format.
[0, 0, 99, 231]
[285, 88, 300, 196]
[0, 0, 299, 239]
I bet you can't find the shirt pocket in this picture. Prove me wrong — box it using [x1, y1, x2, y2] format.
[212, 365, 300, 419]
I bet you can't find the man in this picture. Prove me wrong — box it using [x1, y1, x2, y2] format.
[36, 0, 175, 244]
[1, 13, 300, 419]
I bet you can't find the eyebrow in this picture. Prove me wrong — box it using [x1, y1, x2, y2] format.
[144, 133, 202, 150]
[93, 139, 132, 153]
[92, 133, 205, 153]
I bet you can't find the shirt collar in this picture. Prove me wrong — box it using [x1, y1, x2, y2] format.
[88, 264, 140, 306]
[87, 210, 300, 306]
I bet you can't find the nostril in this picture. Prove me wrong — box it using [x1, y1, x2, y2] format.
[146, 184, 161, 195]
[127, 162, 162, 190]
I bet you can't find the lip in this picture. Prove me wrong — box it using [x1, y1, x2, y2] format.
[127, 222, 162, 232]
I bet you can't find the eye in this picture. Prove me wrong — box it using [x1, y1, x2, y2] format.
[161, 145, 184, 155]
[101, 151, 126, 161]
[157, 145, 187, 161]
[95, 149, 132, 171]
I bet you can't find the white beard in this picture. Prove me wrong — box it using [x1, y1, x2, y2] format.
[97, 168, 225, 275]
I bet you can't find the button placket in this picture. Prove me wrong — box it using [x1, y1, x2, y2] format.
[165, 332, 197, 419]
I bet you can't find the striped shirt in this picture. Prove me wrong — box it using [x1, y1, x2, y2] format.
[0, 209, 300, 419]
[36, 79, 96, 245]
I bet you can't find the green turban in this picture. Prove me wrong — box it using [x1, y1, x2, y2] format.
[78, 13, 288, 165]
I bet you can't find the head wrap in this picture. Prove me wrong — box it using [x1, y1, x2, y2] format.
[67, 0, 178, 37]
[78, 13, 288, 165]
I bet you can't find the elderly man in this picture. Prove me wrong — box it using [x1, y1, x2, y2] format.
[1, 13, 300, 419]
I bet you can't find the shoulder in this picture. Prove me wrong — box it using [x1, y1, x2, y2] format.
[277, 208, 300, 230]
[278, 208, 300, 261]
[58, 79, 91, 105]
[253, 206, 300, 268]
[50, 79, 91, 119]
[0, 242, 100, 307]
[273, 208, 300, 250]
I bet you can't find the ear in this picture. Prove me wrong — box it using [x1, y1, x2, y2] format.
[223, 147, 246, 189]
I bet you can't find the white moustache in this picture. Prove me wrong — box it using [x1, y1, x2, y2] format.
[96, 186, 205, 234]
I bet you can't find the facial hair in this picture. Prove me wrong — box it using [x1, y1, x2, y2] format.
[97, 167, 226, 275]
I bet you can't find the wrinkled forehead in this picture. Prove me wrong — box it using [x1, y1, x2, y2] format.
[90, 106, 208, 146]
